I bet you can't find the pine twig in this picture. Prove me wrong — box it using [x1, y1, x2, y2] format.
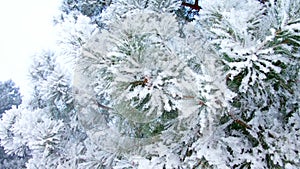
[228, 111, 252, 129]
[96, 100, 113, 110]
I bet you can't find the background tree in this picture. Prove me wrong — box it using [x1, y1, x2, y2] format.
[57, 0, 111, 27]
[0, 80, 28, 169]
[25, 49, 86, 168]
[0, 50, 86, 168]
[0, 80, 22, 116]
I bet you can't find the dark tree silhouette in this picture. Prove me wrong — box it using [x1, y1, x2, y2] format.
[0, 80, 22, 116]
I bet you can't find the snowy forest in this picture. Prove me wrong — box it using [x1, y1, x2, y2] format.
[0, 0, 299, 168]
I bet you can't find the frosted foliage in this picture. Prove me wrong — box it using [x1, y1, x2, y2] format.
[199, 110, 299, 168]
[28, 52, 77, 130]
[14, 0, 296, 168]
[12, 109, 64, 154]
[76, 138, 122, 169]
[78, 11, 218, 117]
[185, 107, 300, 169]
[14, 109, 64, 168]
[199, 0, 270, 92]
[40, 65, 73, 107]
[247, 111, 300, 167]
[190, 0, 300, 168]
[266, 0, 300, 30]
[101, 0, 181, 24]
[29, 51, 57, 109]
[75, 8, 226, 167]
[200, 0, 263, 37]
[0, 108, 24, 156]
[56, 13, 97, 66]
[0, 107, 67, 168]
[148, 0, 182, 12]
[198, 0, 299, 108]
[18, 48, 86, 168]
[30, 51, 56, 85]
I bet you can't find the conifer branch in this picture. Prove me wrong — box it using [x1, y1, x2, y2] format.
[96, 100, 113, 110]
[228, 111, 252, 129]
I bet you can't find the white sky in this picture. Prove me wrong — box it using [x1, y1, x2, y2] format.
[0, 0, 61, 97]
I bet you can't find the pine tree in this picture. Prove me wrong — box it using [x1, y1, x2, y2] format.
[74, 0, 229, 168]
[0, 50, 86, 168]
[0, 0, 299, 168]
[0, 80, 22, 116]
[0, 80, 27, 169]
[25, 50, 87, 168]
[57, 0, 111, 27]
[74, 0, 299, 168]
[54, 12, 97, 69]
[194, 0, 300, 168]
[28, 50, 74, 119]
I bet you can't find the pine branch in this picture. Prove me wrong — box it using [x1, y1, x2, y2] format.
[96, 100, 113, 110]
[228, 111, 252, 129]
[129, 76, 150, 88]
[74, 88, 113, 110]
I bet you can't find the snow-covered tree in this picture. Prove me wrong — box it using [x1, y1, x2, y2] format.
[57, 0, 111, 27]
[194, 0, 300, 168]
[54, 12, 98, 71]
[1, 0, 299, 168]
[53, 0, 203, 68]
[0, 107, 65, 168]
[0, 50, 86, 168]
[0, 80, 27, 169]
[0, 80, 22, 116]
[74, 0, 299, 168]
[26, 50, 88, 168]
[74, 0, 229, 168]
[29, 50, 74, 119]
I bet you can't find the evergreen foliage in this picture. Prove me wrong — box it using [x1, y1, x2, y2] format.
[194, 0, 300, 167]
[0, 50, 86, 168]
[0, 80, 22, 116]
[0, 0, 299, 168]
[0, 80, 26, 169]
[29, 50, 74, 120]
[76, 0, 299, 168]
[58, 0, 111, 27]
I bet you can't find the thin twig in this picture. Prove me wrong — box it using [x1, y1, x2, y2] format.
[228, 111, 252, 129]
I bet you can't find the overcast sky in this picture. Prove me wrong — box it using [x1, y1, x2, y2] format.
[0, 0, 61, 96]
